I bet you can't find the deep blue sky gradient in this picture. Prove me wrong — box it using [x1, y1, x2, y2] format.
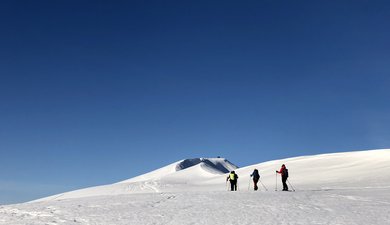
[1, 0, 390, 203]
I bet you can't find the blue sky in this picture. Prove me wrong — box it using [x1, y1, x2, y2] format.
[1, 0, 389, 203]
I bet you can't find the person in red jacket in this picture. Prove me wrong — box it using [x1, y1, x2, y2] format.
[276, 164, 289, 191]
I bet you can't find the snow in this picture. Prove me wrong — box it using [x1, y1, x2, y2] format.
[1, 150, 390, 224]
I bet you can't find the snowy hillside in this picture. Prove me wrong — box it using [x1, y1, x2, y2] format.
[1, 149, 390, 225]
[34, 157, 238, 201]
[35, 149, 390, 201]
[121, 157, 238, 183]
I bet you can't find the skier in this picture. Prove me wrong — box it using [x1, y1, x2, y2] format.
[276, 164, 289, 191]
[226, 171, 239, 191]
[250, 169, 260, 191]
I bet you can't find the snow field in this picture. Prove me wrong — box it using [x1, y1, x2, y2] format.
[1, 188, 390, 225]
[1, 149, 390, 224]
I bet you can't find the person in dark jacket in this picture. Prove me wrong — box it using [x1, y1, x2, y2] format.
[276, 164, 289, 191]
[250, 169, 260, 191]
[226, 171, 239, 191]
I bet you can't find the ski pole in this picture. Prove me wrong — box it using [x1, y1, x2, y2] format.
[226, 180, 229, 191]
[275, 172, 278, 191]
[287, 179, 296, 192]
[259, 179, 268, 191]
[248, 178, 251, 191]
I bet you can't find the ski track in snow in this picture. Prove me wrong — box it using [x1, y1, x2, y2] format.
[125, 180, 161, 193]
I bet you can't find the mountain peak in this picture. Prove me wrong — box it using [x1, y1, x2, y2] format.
[176, 158, 237, 174]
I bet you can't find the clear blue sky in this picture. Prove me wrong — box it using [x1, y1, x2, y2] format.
[1, 0, 389, 204]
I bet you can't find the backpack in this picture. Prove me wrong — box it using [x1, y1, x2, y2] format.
[283, 168, 289, 178]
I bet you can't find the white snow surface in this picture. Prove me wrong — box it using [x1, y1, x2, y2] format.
[1, 150, 390, 225]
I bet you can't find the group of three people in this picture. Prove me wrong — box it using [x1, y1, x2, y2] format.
[226, 164, 289, 191]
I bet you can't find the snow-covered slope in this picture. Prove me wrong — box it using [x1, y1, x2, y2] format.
[120, 157, 237, 183]
[34, 157, 238, 201]
[35, 149, 390, 202]
[1, 149, 390, 225]
[235, 149, 390, 190]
